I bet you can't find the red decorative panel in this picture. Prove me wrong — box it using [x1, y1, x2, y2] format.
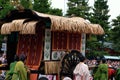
[68, 33, 81, 51]
[52, 32, 81, 51]
[52, 31, 67, 50]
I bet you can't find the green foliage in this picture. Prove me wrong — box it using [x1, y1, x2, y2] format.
[0, 0, 63, 17]
[86, 50, 109, 59]
[0, 1, 14, 18]
[110, 15, 120, 52]
[20, 0, 32, 9]
[33, 0, 51, 13]
[67, 0, 91, 19]
[86, 38, 102, 50]
[33, 0, 62, 16]
[90, 0, 110, 35]
[90, 0, 110, 44]
[86, 36, 110, 58]
[48, 8, 62, 16]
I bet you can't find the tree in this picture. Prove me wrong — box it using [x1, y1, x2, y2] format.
[0, 0, 33, 18]
[110, 15, 120, 52]
[33, 0, 62, 16]
[0, 0, 14, 18]
[0, 0, 63, 19]
[10, 0, 33, 9]
[20, 0, 33, 9]
[87, 0, 110, 51]
[48, 8, 62, 16]
[33, 0, 50, 13]
[86, 0, 111, 57]
[67, 0, 91, 19]
[90, 0, 110, 42]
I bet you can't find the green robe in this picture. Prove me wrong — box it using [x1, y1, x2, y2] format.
[94, 63, 108, 80]
[11, 61, 27, 80]
[5, 61, 17, 80]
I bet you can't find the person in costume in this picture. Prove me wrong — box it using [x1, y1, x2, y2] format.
[94, 58, 108, 80]
[92, 59, 101, 79]
[12, 54, 30, 80]
[107, 60, 116, 80]
[5, 54, 19, 80]
[73, 55, 92, 80]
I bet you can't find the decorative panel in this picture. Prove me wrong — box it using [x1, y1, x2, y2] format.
[68, 33, 81, 51]
[52, 31, 67, 50]
[80, 33, 86, 56]
[44, 29, 51, 60]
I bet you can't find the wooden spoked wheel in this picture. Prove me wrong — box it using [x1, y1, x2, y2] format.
[60, 50, 82, 80]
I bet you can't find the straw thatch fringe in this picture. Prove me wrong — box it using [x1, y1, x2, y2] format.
[20, 21, 37, 34]
[89, 24, 104, 34]
[1, 23, 12, 34]
[1, 19, 38, 34]
[12, 19, 25, 31]
[35, 11, 104, 35]
[45, 61, 60, 74]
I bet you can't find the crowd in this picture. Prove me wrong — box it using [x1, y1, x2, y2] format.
[86, 59, 120, 69]
[0, 53, 7, 79]
[0, 51, 120, 80]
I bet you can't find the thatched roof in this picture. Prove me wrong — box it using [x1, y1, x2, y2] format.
[35, 11, 104, 35]
[0, 9, 104, 35]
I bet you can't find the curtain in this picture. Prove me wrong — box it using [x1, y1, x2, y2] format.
[52, 32, 81, 51]
[17, 27, 44, 80]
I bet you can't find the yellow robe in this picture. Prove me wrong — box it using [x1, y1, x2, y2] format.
[12, 61, 27, 80]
